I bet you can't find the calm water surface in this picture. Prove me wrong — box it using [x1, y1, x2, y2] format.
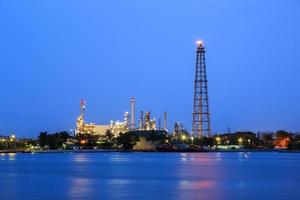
[0, 152, 299, 200]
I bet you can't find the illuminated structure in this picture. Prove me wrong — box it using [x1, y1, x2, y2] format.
[192, 40, 211, 138]
[75, 99, 109, 136]
[94, 125, 110, 136]
[138, 111, 156, 130]
[75, 97, 161, 137]
[173, 122, 184, 136]
[110, 112, 129, 136]
[170, 122, 188, 141]
[130, 97, 136, 130]
[0, 134, 16, 142]
[76, 99, 96, 134]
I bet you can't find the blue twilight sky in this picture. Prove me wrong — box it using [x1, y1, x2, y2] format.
[0, 0, 300, 137]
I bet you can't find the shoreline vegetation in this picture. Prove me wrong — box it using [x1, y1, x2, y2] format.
[1, 129, 300, 154]
[1, 149, 300, 154]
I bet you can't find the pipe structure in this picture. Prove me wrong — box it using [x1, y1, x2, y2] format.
[130, 97, 136, 130]
[163, 111, 167, 131]
[139, 111, 144, 130]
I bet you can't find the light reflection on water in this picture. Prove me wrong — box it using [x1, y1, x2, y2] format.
[0, 153, 16, 161]
[108, 153, 130, 162]
[69, 178, 93, 199]
[73, 153, 92, 162]
[0, 152, 300, 200]
[180, 180, 215, 190]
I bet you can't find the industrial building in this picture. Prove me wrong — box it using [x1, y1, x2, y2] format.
[75, 40, 213, 140]
[109, 97, 168, 134]
[75, 97, 168, 139]
[110, 112, 129, 136]
[75, 99, 109, 136]
[138, 111, 156, 131]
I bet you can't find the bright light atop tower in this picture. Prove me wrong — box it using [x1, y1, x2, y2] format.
[196, 40, 203, 46]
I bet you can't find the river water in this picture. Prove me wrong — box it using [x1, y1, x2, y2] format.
[0, 152, 299, 200]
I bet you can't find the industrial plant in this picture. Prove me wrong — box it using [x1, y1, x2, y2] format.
[75, 99, 110, 136]
[74, 41, 211, 142]
[75, 97, 168, 137]
[69, 41, 211, 150]
[2, 41, 300, 152]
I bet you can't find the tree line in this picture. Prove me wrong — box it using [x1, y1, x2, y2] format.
[1, 129, 300, 151]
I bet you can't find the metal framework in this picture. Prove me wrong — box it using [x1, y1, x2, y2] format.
[192, 41, 211, 138]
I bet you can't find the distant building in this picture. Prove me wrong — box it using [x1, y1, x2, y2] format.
[172, 122, 189, 140]
[0, 135, 10, 141]
[75, 100, 110, 136]
[173, 122, 184, 134]
[94, 125, 110, 136]
[0, 134, 16, 142]
[110, 112, 130, 136]
[138, 111, 156, 131]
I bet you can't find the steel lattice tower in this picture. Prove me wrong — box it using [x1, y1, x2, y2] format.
[192, 41, 211, 138]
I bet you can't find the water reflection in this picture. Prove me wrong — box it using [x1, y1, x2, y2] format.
[0, 153, 6, 160]
[8, 153, 16, 161]
[73, 154, 91, 162]
[0, 153, 16, 161]
[1, 152, 300, 200]
[215, 152, 222, 161]
[69, 178, 93, 199]
[180, 153, 188, 162]
[176, 153, 225, 200]
[109, 178, 131, 185]
[180, 180, 216, 190]
[108, 154, 130, 162]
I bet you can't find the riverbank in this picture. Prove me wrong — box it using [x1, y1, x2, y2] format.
[1, 149, 300, 153]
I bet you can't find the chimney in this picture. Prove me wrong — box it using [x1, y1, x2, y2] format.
[130, 97, 136, 130]
[163, 111, 167, 131]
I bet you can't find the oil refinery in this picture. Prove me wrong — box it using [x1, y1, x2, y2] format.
[75, 97, 168, 137]
[75, 41, 211, 139]
[75, 99, 110, 136]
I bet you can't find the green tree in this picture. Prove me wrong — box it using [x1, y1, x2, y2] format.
[105, 130, 115, 142]
[38, 131, 71, 150]
[262, 133, 274, 148]
[97, 130, 116, 149]
[274, 130, 292, 148]
[38, 132, 48, 148]
[145, 130, 167, 143]
[235, 131, 258, 148]
[116, 132, 139, 150]
[76, 133, 98, 149]
[275, 130, 291, 139]
[287, 134, 300, 150]
[193, 136, 214, 146]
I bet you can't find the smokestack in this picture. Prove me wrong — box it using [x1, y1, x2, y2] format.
[163, 111, 167, 131]
[130, 97, 136, 130]
[80, 99, 86, 119]
[139, 111, 144, 130]
[158, 118, 161, 130]
[145, 111, 150, 130]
